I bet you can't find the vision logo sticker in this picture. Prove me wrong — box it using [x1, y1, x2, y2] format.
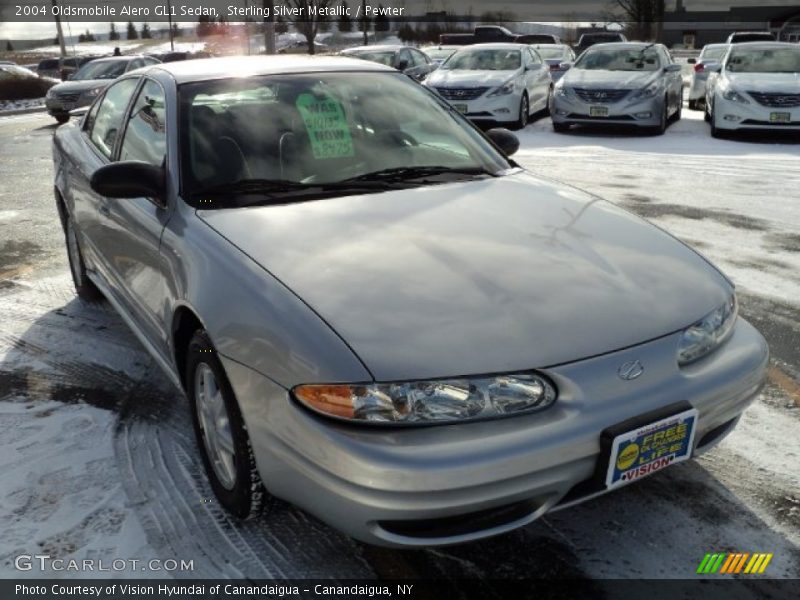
[615, 442, 639, 471]
[295, 92, 355, 160]
[697, 552, 774, 575]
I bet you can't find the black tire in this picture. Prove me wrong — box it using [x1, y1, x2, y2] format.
[674, 96, 682, 122]
[514, 92, 529, 130]
[709, 110, 726, 139]
[186, 330, 268, 520]
[55, 115, 69, 124]
[704, 102, 712, 123]
[648, 99, 668, 136]
[688, 99, 699, 111]
[65, 218, 102, 301]
[553, 121, 570, 133]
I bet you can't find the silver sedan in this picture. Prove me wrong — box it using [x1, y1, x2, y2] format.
[551, 42, 684, 134]
[52, 56, 767, 547]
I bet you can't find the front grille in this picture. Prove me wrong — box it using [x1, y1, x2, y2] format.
[747, 91, 800, 108]
[568, 113, 635, 121]
[573, 88, 630, 103]
[57, 93, 80, 103]
[436, 87, 489, 101]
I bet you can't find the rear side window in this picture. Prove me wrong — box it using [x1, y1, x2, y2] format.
[38, 59, 58, 70]
[89, 78, 139, 159]
[119, 79, 166, 166]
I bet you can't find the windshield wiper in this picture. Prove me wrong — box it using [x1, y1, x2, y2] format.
[341, 165, 496, 183]
[191, 178, 318, 198]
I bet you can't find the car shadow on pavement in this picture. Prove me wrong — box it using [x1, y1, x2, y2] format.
[1, 276, 798, 582]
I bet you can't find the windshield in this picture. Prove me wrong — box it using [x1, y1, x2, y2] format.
[443, 49, 521, 71]
[726, 47, 800, 73]
[424, 48, 457, 61]
[700, 46, 728, 60]
[73, 60, 127, 80]
[346, 50, 396, 66]
[575, 47, 661, 71]
[179, 72, 510, 207]
[536, 47, 566, 59]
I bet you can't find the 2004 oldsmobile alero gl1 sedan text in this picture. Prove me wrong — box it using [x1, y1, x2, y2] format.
[52, 56, 768, 547]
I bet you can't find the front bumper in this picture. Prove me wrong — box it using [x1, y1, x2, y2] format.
[551, 90, 664, 128]
[712, 93, 800, 131]
[45, 96, 91, 117]
[223, 318, 768, 547]
[434, 88, 521, 123]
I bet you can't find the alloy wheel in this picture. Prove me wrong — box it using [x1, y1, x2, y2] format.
[194, 362, 237, 490]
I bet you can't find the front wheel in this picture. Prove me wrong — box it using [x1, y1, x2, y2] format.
[65, 218, 102, 301]
[55, 115, 69, 124]
[186, 330, 269, 520]
[709, 109, 726, 139]
[514, 93, 529, 130]
[648, 100, 668, 136]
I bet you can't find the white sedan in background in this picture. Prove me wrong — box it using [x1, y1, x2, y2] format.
[425, 43, 552, 129]
[687, 43, 728, 110]
[705, 42, 800, 137]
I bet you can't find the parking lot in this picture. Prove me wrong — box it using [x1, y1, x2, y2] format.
[0, 107, 798, 584]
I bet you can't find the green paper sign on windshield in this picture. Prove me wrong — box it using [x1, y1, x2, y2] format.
[295, 92, 354, 160]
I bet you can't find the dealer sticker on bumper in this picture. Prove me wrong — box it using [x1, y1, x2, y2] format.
[606, 408, 698, 490]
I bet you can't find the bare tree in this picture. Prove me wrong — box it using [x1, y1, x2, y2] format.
[608, 0, 665, 41]
[283, 0, 333, 55]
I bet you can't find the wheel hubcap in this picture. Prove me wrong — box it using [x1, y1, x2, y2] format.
[195, 363, 237, 490]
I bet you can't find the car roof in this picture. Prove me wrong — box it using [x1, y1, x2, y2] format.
[88, 55, 145, 64]
[727, 41, 797, 50]
[456, 43, 529, 50]
[148, 55, 395, 84]
[584, 42, 661, 50]
[342, 45, 405, 52]
[532, 43, 570, 49]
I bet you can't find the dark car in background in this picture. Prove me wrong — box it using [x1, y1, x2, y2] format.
[36, 58, 61, 79]
[575, 32, 628, 56]
[340, 45, 436, 81]
[726, 31, 776, 44]
[146, 51, 211, 63]
[45, 55, 161, 123]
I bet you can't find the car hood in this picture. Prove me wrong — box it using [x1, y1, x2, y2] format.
[562, 69, 657, 89]
[49, 79, 110, 94]
[426, 69, 519, 88]
[199, 172, 731, 382]
[727, 72, 800, 92]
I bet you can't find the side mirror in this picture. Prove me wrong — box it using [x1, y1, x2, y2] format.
[90, 161, 165, 200]
[486, 127, 519, 157]
[558, 61, 573, 70]
[687, 57, 697, 64]
[396, 59, 409, 71]
[664, 64, 682, 73]
[703, 61, 722, 73]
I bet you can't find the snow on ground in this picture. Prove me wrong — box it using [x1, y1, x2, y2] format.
[515, 109, 800, 307]
[0, 98, 45, 113]
[0, 277, 164, 578]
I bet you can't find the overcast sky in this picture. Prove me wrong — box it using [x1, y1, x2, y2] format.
[1, 0, 798, 40]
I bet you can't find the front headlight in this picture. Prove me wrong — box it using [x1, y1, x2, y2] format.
[721, 87, 750, 104]
[677, 294, 738, 366]
[631, 81, 661, 100]
[554, 84, 571, 97]
[487, 80, 515, 97]
[294, 372, 557, 424]
[83, 86, 103, 98]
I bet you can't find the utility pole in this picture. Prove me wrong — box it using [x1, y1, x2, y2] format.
[51, 0, 67, 58]
[263, 0, 276, 54]
[362, 0, 368, 45]
[166, 0, 175, 50]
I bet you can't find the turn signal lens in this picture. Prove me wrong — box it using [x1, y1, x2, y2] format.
[293, 385, 355, 419]
[293, 373, 557, 425]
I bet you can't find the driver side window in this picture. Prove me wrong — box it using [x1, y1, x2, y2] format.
[89, 78, 139, 159]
